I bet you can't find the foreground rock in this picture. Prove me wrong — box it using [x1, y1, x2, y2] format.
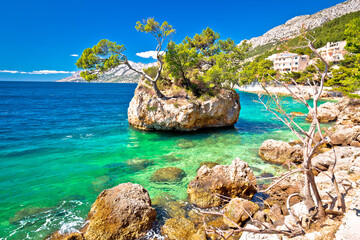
[187, 158, 257, 208]
[259, 139, 303, 165]
[223, 198, 259, 227]
[161, 216, 206, 240]
[128, 84, 240, 131]
[83, 183, 156, 240]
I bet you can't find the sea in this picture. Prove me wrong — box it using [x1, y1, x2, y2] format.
[0, 81, 327, 239]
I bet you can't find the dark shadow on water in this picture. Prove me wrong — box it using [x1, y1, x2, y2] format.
[128, 118, 286, 141]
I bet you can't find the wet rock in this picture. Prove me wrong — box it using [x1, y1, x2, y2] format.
[176, 139, 196, 149]
[126, 158, 153, 171]
[150, 167, 186, 183]
[259, 139, 303, 165]
[50, 232, 85, 240]
[152, 193, 186, 219]
[223, 198, 260, 227]
[306, 101, 340, 123]
[128, 84, 241, 131]
[83, 183, 156, 240]
[161, 216, 205, 240]
[48, 232, 84, 240]
[187, 158, 257, 208]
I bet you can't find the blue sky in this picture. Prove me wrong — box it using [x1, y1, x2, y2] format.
[0, 0, 345, 81]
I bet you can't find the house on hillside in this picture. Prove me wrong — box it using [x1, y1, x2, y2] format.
[316, 41, 347, 62]
[267, 52, 310, 73]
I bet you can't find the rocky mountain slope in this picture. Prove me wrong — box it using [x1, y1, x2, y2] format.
[246, 0, 360, 48]
[57, 61, 156, 83]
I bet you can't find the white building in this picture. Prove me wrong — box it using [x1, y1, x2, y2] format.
[267, 52, 310, 73]
[316, 41, 347, 62]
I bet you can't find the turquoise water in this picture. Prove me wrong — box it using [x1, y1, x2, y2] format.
[0, 81, 325, 239]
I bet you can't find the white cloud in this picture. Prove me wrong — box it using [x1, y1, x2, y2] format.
[28, 70, 75, 74]
[0, 70, 19, 73]
[136, 51, 164, 59]
[0, 70, 75, 74]
[70, 54, 79, 57]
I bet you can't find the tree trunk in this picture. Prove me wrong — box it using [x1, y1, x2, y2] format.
[152, 80, 166, 99]
[302, 141, 326, 221]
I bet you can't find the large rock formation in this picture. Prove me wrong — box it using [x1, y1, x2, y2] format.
[83, 183, 156, 240]
[245, 0, 360, 48]
[128, 84, 240, 131]
[259, 139, 303, 165]
[187, 158, 257, 208]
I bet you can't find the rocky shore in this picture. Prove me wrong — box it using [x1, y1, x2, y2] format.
[50, 98, 360, 240]
[236, 84, 343, 99]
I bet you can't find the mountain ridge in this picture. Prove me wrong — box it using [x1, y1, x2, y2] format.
[245, 0, 360, 48]
[57, 61, 156, 83]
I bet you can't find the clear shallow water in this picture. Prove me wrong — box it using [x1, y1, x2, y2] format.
[0, 81, 326, 239]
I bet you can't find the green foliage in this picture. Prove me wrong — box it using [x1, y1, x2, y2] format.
[135, 18, 175, 47]
[164, 41, 199, 87]
[76, 40, 125, 81]
[238, 58, 276, 85]
[344, 18, 360, 53]
[247, 43, 277, 58]
[160, 28, 251, 97]
[329, 18, 360, 96]
[185, 27, 220, 57]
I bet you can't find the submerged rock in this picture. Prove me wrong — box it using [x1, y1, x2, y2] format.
[176, 139, 197, 149]
[126, 157, 153, 171]
[152, 193, 187, 219]
[9, 206, 54, 224]
[291, 111, 306, 117]
[162, 153, 182, 162]
[259, 139, 303, 165]
[187, 158, 257, 208]
[128, 84, 240, 131]
[83, 183, 156, 240]
[150, 167, 186, 183]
